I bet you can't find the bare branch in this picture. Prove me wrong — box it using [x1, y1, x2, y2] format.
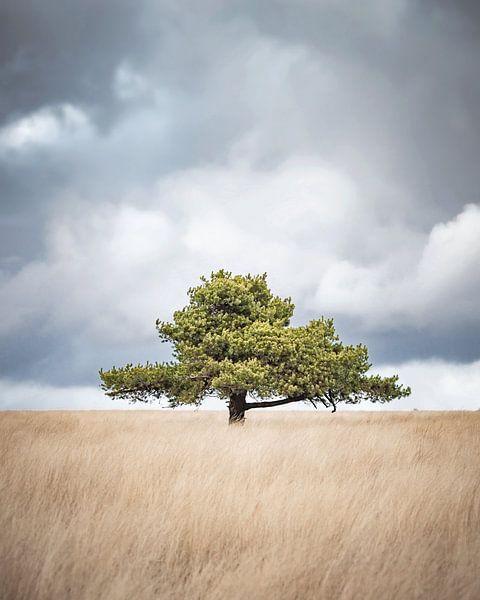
[319, 397, 329, 410]
[245, 394, 306, 410]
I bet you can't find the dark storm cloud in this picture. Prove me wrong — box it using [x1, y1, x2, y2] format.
[0, 0, 152, 125]
[237, 0, 480, 219]
[0, 1, 258, 257]
[1, 0, 480, 399]
[0, 0, 153, 262]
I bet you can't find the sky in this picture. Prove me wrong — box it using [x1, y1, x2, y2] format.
[1, 0, 480, 411]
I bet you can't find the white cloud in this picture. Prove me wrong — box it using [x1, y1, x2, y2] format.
[1, 158, 479, 351]
[0, 157, 362, 343]
[0, 104, 92, 154]
[414, 204, 480, 323]
[312, 203, 480, 329]
[376, 359, 480, 411]
[0, 203, 179, 341]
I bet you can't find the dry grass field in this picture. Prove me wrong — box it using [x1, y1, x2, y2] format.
[1, 410, 479, 600]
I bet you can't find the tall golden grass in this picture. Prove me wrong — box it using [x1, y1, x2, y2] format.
[1, 410, 479, 599]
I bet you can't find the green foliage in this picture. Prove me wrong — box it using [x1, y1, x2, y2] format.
[99, 270, 411, 411]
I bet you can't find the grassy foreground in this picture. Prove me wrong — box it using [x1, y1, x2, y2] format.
[1, 411, 479, 600]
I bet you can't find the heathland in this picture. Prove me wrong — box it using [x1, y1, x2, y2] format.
[1, 411, 479, 599]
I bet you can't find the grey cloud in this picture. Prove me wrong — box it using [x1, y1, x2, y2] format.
[250, 0, 480, 219]
[0, 0, 151, 126]
[1, 1, 480, 396]
[2, 160, 479, 387]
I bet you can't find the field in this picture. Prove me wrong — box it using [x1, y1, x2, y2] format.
[1, 410, 479, 599]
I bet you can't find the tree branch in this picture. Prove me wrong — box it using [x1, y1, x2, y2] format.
[319, 397, 329, 410]
[326, 390, 337, 413]
[245, 395, 306, 410]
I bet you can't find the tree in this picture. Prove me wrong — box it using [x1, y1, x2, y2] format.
[99, 271, 411, 424]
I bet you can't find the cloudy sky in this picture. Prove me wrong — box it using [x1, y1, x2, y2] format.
[1, 0, 479, 410]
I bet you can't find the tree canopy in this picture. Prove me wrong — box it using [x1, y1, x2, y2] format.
[99, 270, 411, 423]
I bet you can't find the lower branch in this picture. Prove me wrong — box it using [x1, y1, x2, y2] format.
[245, 395, 306, 410]
[326, 390, 337, 413]
[319, 398, 329, 410]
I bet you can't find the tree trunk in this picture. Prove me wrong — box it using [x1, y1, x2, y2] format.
[228, 392, 247, 425]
